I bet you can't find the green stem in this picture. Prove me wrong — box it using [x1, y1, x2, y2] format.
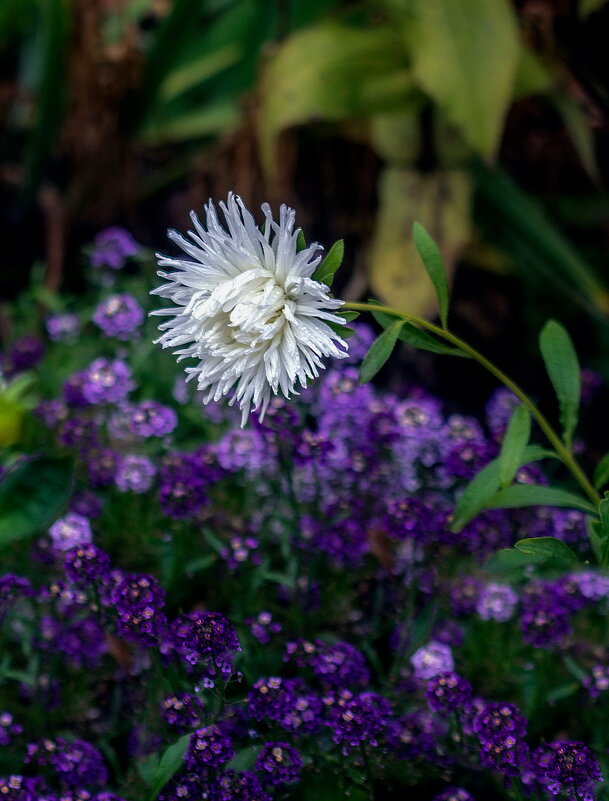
[343, 301, 600, 507]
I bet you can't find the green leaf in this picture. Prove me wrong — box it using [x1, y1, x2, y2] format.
[539, 320, 581, 448]
[451, 445, 560, 532]
[486, 485, 595, 515]
[515, 536, 579, 566]
[147, 734, 191, 800]
[312, 240, 344, 288]
[0, 458, 73, 546]
[359, 321, 404, 383]
[498, 405, 531, 488]
[159, 44, 241, 102]
[593, 452, 609, 490]
[486, 547, 545, 574]
[338, 310, 360, 322]
[259, 21, 414, 178]
[412, 222, 450, 328]
[326, 321, 356, 339]
[404, 0, 519, 157]
[140, 101, 240, 145]
[370, 305, 467, 357]
[579, 0, 608, 16]
[369, 169, 471, 320]
[296, 230, 307, 252]
[226, 745, 261, 772]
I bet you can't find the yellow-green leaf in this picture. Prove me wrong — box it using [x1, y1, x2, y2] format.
[368, 168, 471, 318]
[404, 0, 519, 158]
[258, 22, 413, 178]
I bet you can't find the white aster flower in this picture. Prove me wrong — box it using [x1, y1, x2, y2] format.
[151, 193, 348, 425]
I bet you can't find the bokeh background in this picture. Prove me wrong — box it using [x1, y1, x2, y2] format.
[3, 0, 609, 414]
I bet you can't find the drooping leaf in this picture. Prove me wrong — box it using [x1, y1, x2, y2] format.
[159, 45, 241, 102]
[0, 458, 73, 546]
[140, 101, 240, 145]
[147, 734, 191, 799]
[552, 94, 599, 181]
[498, 405, 531, 488]
[312, 240, 344, 288]
[369, 169, 471, 318]
[359, 321, 404, 383]
[259, 21, 414, 178]
[486, 485, 595, 515]
[404, 0, 519, 157]
[296, 230, 307, 252]
[539, 320, 581, 448]
[451, 445, 559, 532]
[338, 310, 360, 322]
[514, 536, 579, 567]
[412, 222, 450, 328]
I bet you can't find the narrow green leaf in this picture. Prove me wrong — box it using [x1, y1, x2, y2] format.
[486, 547, 545, 574]
[148, 734, 191, 800]
[498, 405, 531, 488]
[451, 445, 560, 532]
[486, 485, 595, 515]
[338, 310, 360, 322]
[599, 493, 609, 538]
[539, 320, 581, 448]
[226, 745, 261, 772]
[563, 655, 589, 684]
[514, 536, 579, 566]
[325, 321, 356, 339]
[370, 307, 467, 357]
[594, 452, 609, 490]
[412, 222, 450, 328]
[359, 321, 403, 384]
[0, 458, 73, 546]
[296, 230, 307, 252]
[312, 239, 344, 288]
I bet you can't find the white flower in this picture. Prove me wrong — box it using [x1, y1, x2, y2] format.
[151, 193, 348, 425]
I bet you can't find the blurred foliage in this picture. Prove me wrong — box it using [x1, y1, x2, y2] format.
[2, 0, 609, 330]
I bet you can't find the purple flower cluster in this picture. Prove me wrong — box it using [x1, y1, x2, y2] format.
[25, 737, 108, 787]
[110, 574, 166, 646]
[161, 693, 203, 732]
[90, 227, 140, 271]
[324, 690, 391, 753]
[183, 726, 234, 769]
[92, 294, 144, 339]
[255, 742, 302, 786]
[168, 611, 241, 678]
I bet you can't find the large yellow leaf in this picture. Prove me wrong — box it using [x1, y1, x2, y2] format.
[369, 169, 472, 318]
[258, 21, 413, 178]
[404, 0, 519, 159]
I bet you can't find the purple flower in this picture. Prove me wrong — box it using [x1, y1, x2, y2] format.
[521, 581, 572, 648]
[92, 294, 144, 340]
[214, 770, 271, 801]
[81, 358, 134, 405]
[476, 582, 519, 622]
[583, 665, 609, 698]
[3, 336, 44, 377]
[0, 713, 22, 746]
[49, 513, 93, 552]
[64, 544, 111, 588]
[158, 451, 211, 520]
[161, 693, 203, 732]
[425, 672, 473, 715]
[169, 611, 241, 678]
[183, 726, 234, 769]
[248, 678, 323, 735]
[110, 574, 166, 646]
[45, 313, 80, 342]
[255, 742, 302, 786]
[115, 454, 156, 493]
[486, 388, 520, 440]
[129, 401, 178, 438]
[25, 737, 108, 787]
[0, 776, 36, 801]
[284, 639, 370, 688]
[411, 641, 454, 680]
[530, 741, 603, 800]
[86, 448, 120, 487]
[324, 690, 391, 754]
[90, 227, 140, 270]
[69, 491, 103, 519]
[247, 611, 282, 644]
[432, 789, 475, 801]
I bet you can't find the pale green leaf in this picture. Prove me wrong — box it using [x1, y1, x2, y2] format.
[312, 240, 344, 287]
[405, 0, 519, 157]
[539, 320, 581, 448]
[412, 222, 450, 328]
[514, 536, 579, 566]
[498, 405, 531, 488]
[486, 485, 595, 515]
